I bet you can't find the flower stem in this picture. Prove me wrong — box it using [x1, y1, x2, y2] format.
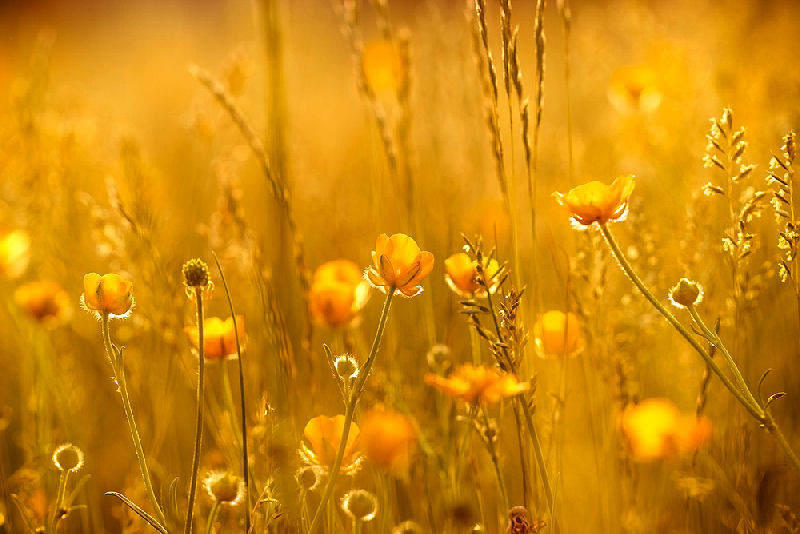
[212, 251, 250, 532]
[480, 407, 509, 514]
[599, 223, 800, 473]
[308, 290, 394, 534]
[101, 313, 168, 530]
[204, 500, 220, 534]
[185, 288, 206, 534]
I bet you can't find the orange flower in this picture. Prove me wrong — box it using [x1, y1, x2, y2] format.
[359, 408, 417, 474]
[184, 316, 245, 360]
[0, 229, 30, 279]
[14, 281, 71, 327]
[366, 233, 434, 297]
[81, 273, 134, 318]
[533, 311, 584, 358]
[309, 260, 370, 327]
[363, 39, 405, 95]
[608, 64, 662, 114]
[621, 398, 712, 461]
[444, 252, 501, 297]
[301, 414, 361, 472]
[553, 175, 636, 226]
[425, 364, 528, 405]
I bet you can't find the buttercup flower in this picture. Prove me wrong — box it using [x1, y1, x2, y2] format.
[300, 414, 361, 472]
[608, 64, 662, 114]
[81, 273, 134, 318]
[533, 311, 584, 358]
[359, 408, 417, 474]
[621, 398, 712, 461]
[366, 233, 434, 297]
[425, 364, 528, 405]
[0, 229, 30, 279]
[553, 175, 636, 226]
[310, 259, 370, 327]
[444, 252, 501, 297]
[184, 316, 245, 360]
[14, 281, 71, 327]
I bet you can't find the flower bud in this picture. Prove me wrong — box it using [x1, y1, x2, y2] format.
[669, 278, 703, 309]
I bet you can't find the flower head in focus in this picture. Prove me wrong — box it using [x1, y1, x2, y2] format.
[444, 252, 502, 297]
[300, 414, 361, 473]
[553, 175, 636, 227]
[533, 311, 584, 358]
[81, 273, 134, 319]
[310, 259, 370, 327]
[184, 316, 245, 360]
[365, 233, 434, 297]
[425, 364, 528, 405]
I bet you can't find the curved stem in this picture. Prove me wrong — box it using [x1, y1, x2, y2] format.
[102, 314, 168, 529]
[600, 223, 800, 473]
[185, 288, 206, 534]
[598, 224, 763, 420]
[211, 251, 250, 532]
[308, 290, 394, 534]
[204, 501, 220, 534]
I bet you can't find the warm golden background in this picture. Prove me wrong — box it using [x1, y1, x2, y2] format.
[1, 0, 800, 532]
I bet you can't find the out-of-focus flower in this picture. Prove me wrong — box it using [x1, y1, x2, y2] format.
[81, 273, 134, 318]
[204, 471, 244, 505]
[533, 311, 584, 358]
[608, 64, 662, 114]
[444, 252, 501, 297]
[184, 316, 245, 360]
[310, 260, 369, 327]
[366, 233, 434, 297]
[425, 364, 528, 405]
[341, 489, 378, 523]
[300, 414, 361, 472]
[363, 39, 405, 95]
[668, 278, 704, 309]
[359, 408, 417, 474]
[0, 230, 30, 279]
[621, 398, 712, 461]
[14, 281, 71, 327]
[553, 175, 636, 226]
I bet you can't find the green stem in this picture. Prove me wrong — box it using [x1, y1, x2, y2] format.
[205, 501, 220, 534]
[185, 288, 206, 534]
[211, 251, 251, 532]
[101, 313, 167, 529]
[480, 408, 508, 514]
[600, 223, 800, 473]
[308, 290, 394, 534]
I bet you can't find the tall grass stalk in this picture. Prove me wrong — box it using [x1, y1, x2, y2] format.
[184, 287, 205, 534]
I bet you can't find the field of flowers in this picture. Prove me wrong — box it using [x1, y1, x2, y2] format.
[1, 0, 800, 532]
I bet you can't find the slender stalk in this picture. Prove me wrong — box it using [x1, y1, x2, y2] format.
[101, 313, 167, 529]
[599, 223, 800, 473]
[212, 252, 251, 532]
[308, 291, 394, 534]
[205, 501, 220, 534]
[480, 407, 509, 514]
[185, 288, 206, 534]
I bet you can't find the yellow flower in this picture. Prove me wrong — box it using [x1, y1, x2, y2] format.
[184, 316, 245, 360]
[309, 260, 370, 327]
[301, 414, 361, 472]
[363, 39, 405, 95]
[608, 64, 662, 114]
[425, 364, 528, 405]
[14, 281, 71, 327]
[553, 175, 636, 226]
[533, 310, 584, 358]
[359, 408, 417, 474]
[621, 399, 712, 461]
[444, 252, 501, 297]
[0, 229, 30, 279]
[366, 233, 434, 297]
[81, 273, 134, 318]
